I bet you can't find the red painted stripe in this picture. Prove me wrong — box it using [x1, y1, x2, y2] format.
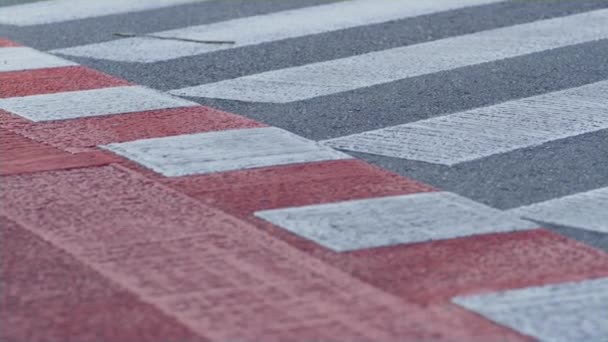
[160, 156, 608, 305]
[162, 159, 435, 215]
[0, 39, 18, 47]
[247, 221, 608, 304]
[340, 229, 608, 304]
[1, 165, 528, 341]
[0, 66, 131, 98]
[0, 127, 117, 175]
[1, 217, 207, 342]
[1, 106, 265, 153]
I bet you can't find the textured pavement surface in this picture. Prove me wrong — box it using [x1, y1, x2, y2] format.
[1, 1, 608, 341]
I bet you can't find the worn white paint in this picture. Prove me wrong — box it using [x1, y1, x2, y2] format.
[454, 277, 608, 342]
[53, 0, 502, 62]
[323, 80, 608, 165]
[0, 0, 206, 26]
[508, 187, 608, 233]
[255, 192, 536, 252]
[102, 127, 351, 177]
[169, 9, 608, 102]
[0, 86, 196, 122]
[0, 47, 76, 72]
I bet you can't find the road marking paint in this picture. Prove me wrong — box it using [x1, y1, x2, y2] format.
[0, 0, 206, 26]
[508, 187, 608, 233]
[103, 127, 351, 177]
[1, 106, 264, 153]
[0, 66, 130, 98]
[2, 216, 206, 342]
[0, 127, 114, 175]
[53, 0, 502, 63]
[0, 86, 196, 122]
[168, 9, 608, 102]
[0, 47, 76, 72]
[2, 166, 507, 341]
[323, 80, 608, 165]
[0, 39, 19, 47]
[164, 159, 434, 216]
[453, 277, 608, 342]
[255, 192, 536, 252]
[343, 230, 608, 305]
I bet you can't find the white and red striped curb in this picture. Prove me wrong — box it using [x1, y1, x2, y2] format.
[2, 40, 608, 342]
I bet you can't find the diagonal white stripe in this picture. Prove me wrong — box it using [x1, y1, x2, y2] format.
[255, 192, 536, 252]
[102, 127, 351, 177]
[53, 0, 503, 63]
[169, 9, 608, 103]
[508, 186, 608, 233]
[0, 0, 206, 26]
[0, 86, 196, 122]
[322, 80, 608, 165]
[453, 277, 608, 342]
[0, 47, 76, 72]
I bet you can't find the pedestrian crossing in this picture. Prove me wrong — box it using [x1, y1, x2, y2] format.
[2, 0, 606, 242]
[53, 0, 502, 63]
[322, 80, 608, 165]
[0, 0, 206, 26]
[2, 0, 606, 248]
[2, 1, 608, 339]
[168, 8, 608, 102]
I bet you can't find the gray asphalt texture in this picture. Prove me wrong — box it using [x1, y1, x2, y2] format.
[1, 0, 607, 250]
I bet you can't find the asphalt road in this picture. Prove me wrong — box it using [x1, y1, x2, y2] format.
[1, 0, 607, 251]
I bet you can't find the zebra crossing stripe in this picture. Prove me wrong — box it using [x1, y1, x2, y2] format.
[322, 80, 608, 165]
[169, 9, 608, 103]
[0, 47, 76, 72]
[509, 187, 608, 233]
[0, 0, 206, 26]
[453, 277, 608, 342]
[255, 192, 536, 252]
[102, 127, 351, 177]
[0, 86, 196, 122]
[52, 0, 502, 63]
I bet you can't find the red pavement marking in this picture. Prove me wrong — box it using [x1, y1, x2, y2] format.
[0, 127, 116, 175]
[163, 159, 436, 216]
[339, 229, 608, 304]
[1, 216, 206, 342]
[162, 157, 608, 306]
[1, 165, 530, 341]
[0, 39, 18, 47]
[0, 66, 131, 98]
[0, 43, 599, 340]
[1, 106, 265, 153]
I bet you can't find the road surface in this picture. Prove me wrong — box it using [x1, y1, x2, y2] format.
[1, 1, 607, 341]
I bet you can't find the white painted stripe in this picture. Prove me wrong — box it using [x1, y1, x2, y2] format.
[255, 192, 536, 252]
[53, 0, 502, 63]
[0, 0, 205, 26]
[0, 86, 196, 122]
[102, 127, 351, 177]
[322, 80, 608, 165]
[169, 9, 608, 103]
[0, 47, 76, 72]
[508, 187, 608, 233]
[453, 277, 608, 342]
